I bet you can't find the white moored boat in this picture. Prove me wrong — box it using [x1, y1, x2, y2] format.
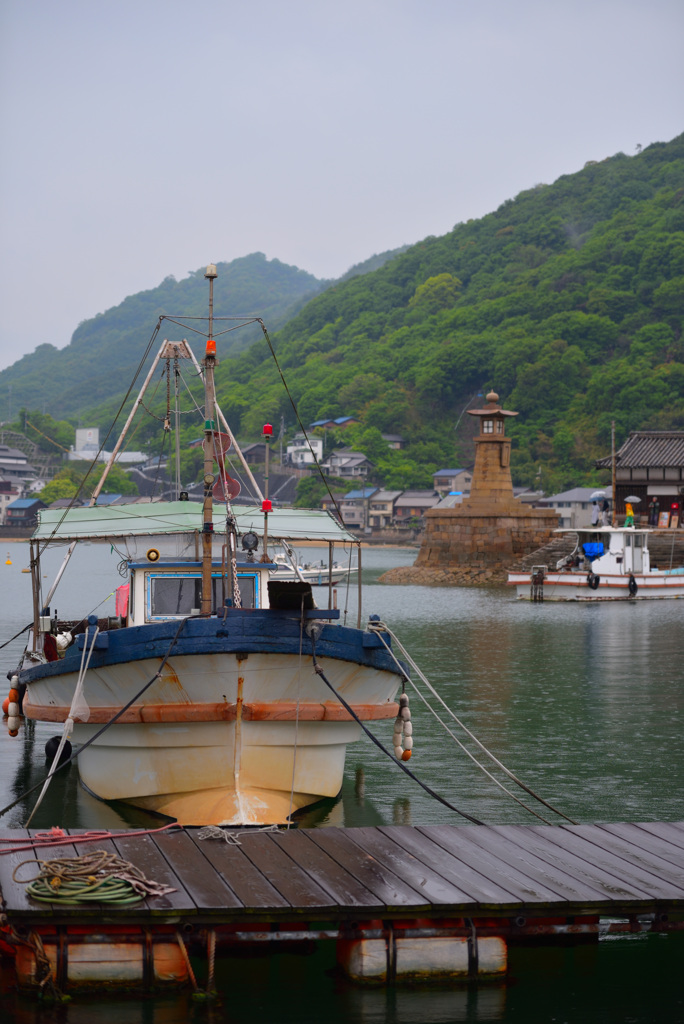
[269, 550, 357, 586]
[508, 526, 684, 601]
[14, 267, 404, 826]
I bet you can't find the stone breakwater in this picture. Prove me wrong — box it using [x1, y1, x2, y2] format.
[378, 564, 509, 586]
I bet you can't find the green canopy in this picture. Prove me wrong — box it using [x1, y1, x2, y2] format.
[33, 501, 358, 544]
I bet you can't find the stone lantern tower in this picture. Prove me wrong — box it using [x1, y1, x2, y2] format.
[410, 390, 559, 582]
[465, 391, 517, 506]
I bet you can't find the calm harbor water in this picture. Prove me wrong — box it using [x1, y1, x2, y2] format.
[1, 542, 683, 1022]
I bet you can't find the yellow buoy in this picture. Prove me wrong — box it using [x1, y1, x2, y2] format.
[5, 553, 11, 565]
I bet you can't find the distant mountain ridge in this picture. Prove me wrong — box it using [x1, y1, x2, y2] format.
[0, 253, 326, 420]
[0, 246, 410, 423]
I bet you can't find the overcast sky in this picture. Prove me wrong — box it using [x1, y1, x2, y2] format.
[0, 0, 682, 371]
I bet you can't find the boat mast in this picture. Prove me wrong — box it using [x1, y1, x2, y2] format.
[611, 419, 617, 527]
[201, 264, 218, 615]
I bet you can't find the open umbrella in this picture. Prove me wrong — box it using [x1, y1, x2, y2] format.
[625, 495, 642, 503]
[590, 490, 606, 499]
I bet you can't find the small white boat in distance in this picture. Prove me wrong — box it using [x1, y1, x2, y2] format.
[269, 551, 357, 586]
[508, 526, 684, 601]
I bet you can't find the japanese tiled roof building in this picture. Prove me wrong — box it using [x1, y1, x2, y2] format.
[596, 431, 684, 517]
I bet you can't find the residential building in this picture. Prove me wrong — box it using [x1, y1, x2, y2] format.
[596, 431, 684, 526]
[339, 488, 378, 529]
[320, 492, 346, 519]
[0, 444, 37, 488]
[286, 434, 323, 466]
[240, 442, 268, 465]
[368, 490, 403, 529]
[536, 487, 613, 529]
[0, 481, 20, 524]
[5, 498, 46, 528]
[393, 490, 440, 523]
[381, 434, 406, 450]
[309, 416, 358, 430]
[432, 468, 473, 495]
[321, 448, 373, 479]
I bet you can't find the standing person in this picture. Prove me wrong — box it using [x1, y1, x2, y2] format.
[624, 500, 634, 528]
[648, 497, 659, 526]
[591, 500, 599, 526]
[601, 498, 610, 526]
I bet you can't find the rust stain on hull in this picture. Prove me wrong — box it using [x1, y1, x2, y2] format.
[23, 700, 399, 723]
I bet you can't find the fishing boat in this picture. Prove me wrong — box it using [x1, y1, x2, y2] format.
[508, 525, 684, 601]
[269, 550, 357, 586]
[14, 266, 404, 826]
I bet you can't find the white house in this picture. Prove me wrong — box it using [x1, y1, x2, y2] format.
[286, 433, 324, 466]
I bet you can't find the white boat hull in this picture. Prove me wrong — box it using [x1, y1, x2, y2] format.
[509, 570, 684, 601]
[22, 632, 401, 825]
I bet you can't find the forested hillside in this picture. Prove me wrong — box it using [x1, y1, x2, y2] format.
[6, 135, 683, 495]
[212, 134, 684, 491]
[0, 254, 324, 419]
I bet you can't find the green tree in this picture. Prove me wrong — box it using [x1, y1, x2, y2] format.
[33, 473, 79, 504]
[408, 273, 462, 314]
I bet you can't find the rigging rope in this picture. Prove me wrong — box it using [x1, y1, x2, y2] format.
[35, 320, 163, 558]
[308, 632, 485, 825]
[257, 321, 347, 525]
[369, 623, 576, 824]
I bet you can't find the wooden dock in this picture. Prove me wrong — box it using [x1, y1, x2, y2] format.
[1, 821, 683, 989]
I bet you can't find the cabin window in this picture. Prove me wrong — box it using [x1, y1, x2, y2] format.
[482, 420, 494, 434]
[146, 572, 258, 620]
[496, 420, 503, 434]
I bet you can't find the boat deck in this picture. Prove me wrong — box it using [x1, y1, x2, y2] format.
[2, 820, 683, 926]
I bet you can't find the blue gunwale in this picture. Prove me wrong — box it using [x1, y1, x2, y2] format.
[20, 612, 405, 685]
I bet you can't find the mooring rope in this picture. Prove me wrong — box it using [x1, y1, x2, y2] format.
[308, 633, 485, 825]
[12, 848, 177, 904]
[369, 622, 576, 824]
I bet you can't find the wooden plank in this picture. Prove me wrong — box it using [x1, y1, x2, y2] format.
[417, 824, 608, 905]
[237, 832, 337, 909]
[349, 826, 478, 906]
[633, 822, 684, 851]
[419, 825, 565, 907]
[591, 824, 684, 879]
[524, 825, 680, 901]
[272, 829, 381, 909]
[152, 829, 243, 910]
[488, 825, 654, 904]
[109, 832, 197, 914]
[308, 827, 428, 909]
[184, 830, 290, 910]
[0, 829, 38, 913]
[378, 825, 523, 906]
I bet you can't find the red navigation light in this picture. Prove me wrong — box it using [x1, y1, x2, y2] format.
[263, 423, 273, 437]
[206, 337, 216, 357]
[262, 499, 272, 513]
